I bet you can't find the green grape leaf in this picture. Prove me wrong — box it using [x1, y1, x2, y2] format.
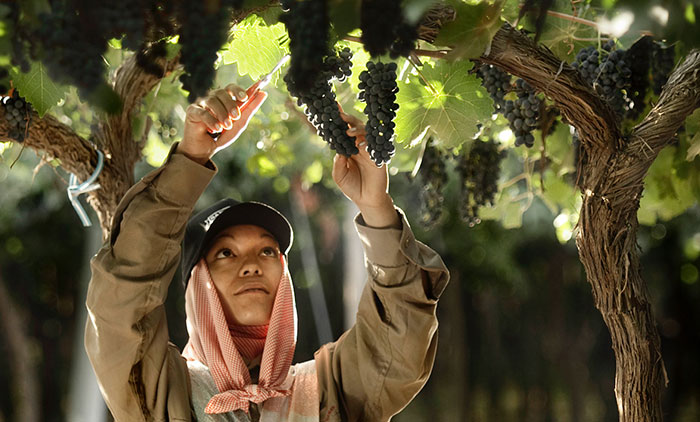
[255, 4, 283, 25]
[10, 61, 69, 117]
[394, 60, 493, 156]
[638, 147, 698, 225]
[478, 188, 525, 229]
[434, 0, 505, 60]
[687, 133, 700, 161]
[223, 16, 288, 82]
[533, 1, 599, 62]
[685, 109, 700, 161]
[540, 168, 579, 216]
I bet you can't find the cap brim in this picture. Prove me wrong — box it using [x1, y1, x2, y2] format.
[199, 202, 292, 260]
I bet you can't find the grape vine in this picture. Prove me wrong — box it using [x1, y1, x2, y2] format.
[358, 61, 399, 166]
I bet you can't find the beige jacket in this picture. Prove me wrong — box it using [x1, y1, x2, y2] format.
[85, 147, 450, 421]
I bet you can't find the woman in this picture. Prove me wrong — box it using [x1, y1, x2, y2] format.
[85, 83, 449, 421]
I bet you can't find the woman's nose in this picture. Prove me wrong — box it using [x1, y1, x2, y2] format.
[239, 257, 262, 277]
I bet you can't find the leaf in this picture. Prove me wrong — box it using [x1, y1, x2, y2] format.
[434, 0, 505, 60]
[685, 109, 700, 161]
[533, 1, 598, 62]
[688, 133, 700, 161]
[256, 5, 283, 25]
[222, 16, 289, 82]
[10, 61, 69, 117]
[394, 60, 493, 154]
[638, 147, 698, 225]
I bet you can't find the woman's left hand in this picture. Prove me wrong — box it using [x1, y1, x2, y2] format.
[332, 112, 400, 228]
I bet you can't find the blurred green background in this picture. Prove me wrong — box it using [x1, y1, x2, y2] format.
[1, 136, 698, 421]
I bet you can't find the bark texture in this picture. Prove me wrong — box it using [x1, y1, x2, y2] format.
[0, 53, 179, 239]
[479, 23, 700, 421]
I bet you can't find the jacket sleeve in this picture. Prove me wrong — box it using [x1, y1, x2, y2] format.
[315, 208, 450, 422]
[84, 147, 216, 421]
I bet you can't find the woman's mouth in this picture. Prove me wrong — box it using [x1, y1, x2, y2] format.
[235, 283, 269, 295]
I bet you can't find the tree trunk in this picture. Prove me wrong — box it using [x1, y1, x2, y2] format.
[479, 23, 700, 421]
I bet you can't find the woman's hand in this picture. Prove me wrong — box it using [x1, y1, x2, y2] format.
[177, 83, 267, 165]
[332, 112, 400, 228]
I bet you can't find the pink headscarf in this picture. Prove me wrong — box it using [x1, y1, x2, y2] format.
[182, 256, 297, 414]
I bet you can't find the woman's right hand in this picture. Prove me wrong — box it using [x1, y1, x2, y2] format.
[177, 83, 268, 165]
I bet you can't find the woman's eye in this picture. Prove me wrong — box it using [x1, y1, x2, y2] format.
[215, 248, 235, 259]
[261, 247, 277, 257]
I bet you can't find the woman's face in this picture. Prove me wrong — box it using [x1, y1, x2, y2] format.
[204, 224, 283, 326]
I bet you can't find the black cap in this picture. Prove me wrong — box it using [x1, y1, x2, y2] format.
[181, 198, 293, 286]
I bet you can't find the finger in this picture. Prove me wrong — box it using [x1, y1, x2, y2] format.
[214, 90, 240, 124]
[339, 111, 364, 128]
[225, 83, 249, 102]
[353, 137, 378, 167]
[190, 106, 222, 132]
[346, 126, 366, 137]
[202, 96, 230, 127]
[238, 90, 267, 122]
[331, 154, 348, 184]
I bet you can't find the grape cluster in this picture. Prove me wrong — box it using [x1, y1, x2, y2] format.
[477, 64, 512, 112]
[7, 1, 30, 73]
[92, 0, 145, 51]
[456, 139, 504, 227]
[0, 68, 9, 95]
[136, 41, 167, 77]
[285, 48, 358, 156]
[360, 0, 402, 57]
[36, 4, 106, 98]
[651, 42, 675, 95]
[572, 45, 598, 85]
[360, 0, 418, 58]
[416, 142, 448, 228]
[2, 91, 33, 143]
[145, 0, 178, 41]
[389, 22, 419, 59]
[572, 41, 631, 116]
[624, 36, 653, 120]
[358, 61, 399, 165]
[154, 119, 178, 139]
[593, 41, 631, 115]
[280, 0, 330, 95]
[503, 79, 541, 147]
[178, 1, 238, 102]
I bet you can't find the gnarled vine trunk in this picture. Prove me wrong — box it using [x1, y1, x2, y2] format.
[480, 23, 700, 421]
